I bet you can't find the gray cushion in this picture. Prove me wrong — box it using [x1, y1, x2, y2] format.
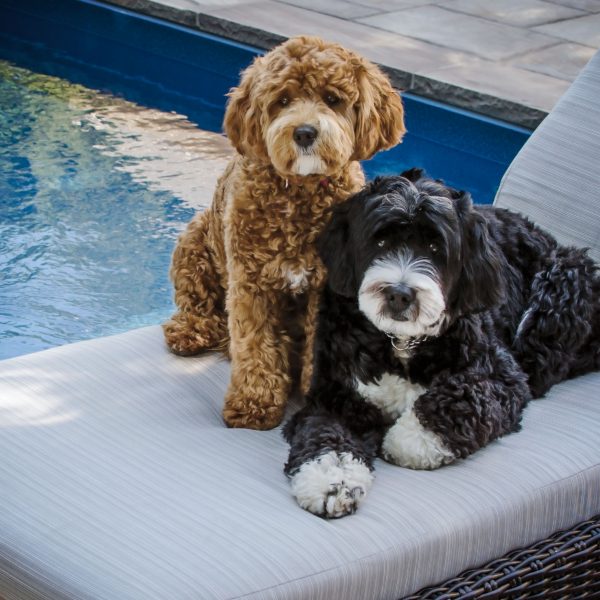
[1, 325, 599, 599]
[494, 50, 600, 263]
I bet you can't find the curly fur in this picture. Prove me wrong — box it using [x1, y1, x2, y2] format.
[163, 36, 406, 429]
[283, 169, 600, 517]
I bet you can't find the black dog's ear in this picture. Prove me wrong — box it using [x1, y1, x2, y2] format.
[453, 193, 507, 315]
[318, 201, 356, 297]
[399, 167, 425, 183]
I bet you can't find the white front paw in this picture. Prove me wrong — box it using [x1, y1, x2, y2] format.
[382, 409, 455, 470]
[290, 451, 374, 518]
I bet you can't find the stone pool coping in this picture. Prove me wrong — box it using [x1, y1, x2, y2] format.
[101, 0, 556, 129]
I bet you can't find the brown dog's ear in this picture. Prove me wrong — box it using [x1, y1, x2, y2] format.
[352, 59, 406, 161]
[223, 58, 269, 160]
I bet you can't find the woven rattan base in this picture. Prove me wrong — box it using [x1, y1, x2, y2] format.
[403, 515, 600, 599]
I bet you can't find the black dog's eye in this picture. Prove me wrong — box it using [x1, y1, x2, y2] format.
[279, 95, 290, 106]
[324, 93, 340, 107]
[429, 242, 439, 254]
[377, 239, 386, 248]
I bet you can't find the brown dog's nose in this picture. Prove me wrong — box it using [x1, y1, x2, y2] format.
[293, 125, 318, 148]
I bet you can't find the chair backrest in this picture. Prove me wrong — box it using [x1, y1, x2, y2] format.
[494, 51, 600, 264]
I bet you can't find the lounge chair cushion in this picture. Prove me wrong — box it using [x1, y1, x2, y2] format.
[1, 325, 599, 600]
[494, 51, 600, 262]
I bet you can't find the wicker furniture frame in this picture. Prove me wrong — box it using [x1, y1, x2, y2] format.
[404, 516, 600, 599]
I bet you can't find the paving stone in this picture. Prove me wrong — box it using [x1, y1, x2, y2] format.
[423, 57, 571, 112]
[346, 0, 438, 9]
[534, 12, 600, 46]
[276, 0, 381, 19]
[543, 0, 600, 11]
[192, 0, 259, 5]
[199, 0, 478, 75]
[513, 42, 597, 80]
[411, 72, 547, 128]
[111, 0, 199, 26]
[358, 5, 559, 60]
[113, 0, 600, 125]
[443, 0, 585, 27]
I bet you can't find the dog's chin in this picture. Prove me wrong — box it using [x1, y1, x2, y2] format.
[294, 154, 327, 176]
[358, 292, 446, 339]
[367, 311, 445, 339]
[268, 149, 327, 178]
[383, 314, 445, 338]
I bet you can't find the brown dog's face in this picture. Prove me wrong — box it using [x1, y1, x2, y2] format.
[224, 36, 406, 177]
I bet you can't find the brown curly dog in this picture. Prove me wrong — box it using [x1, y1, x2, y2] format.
[163, 36, 405, 430]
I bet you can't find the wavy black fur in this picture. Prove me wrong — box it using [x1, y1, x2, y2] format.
[283, 169, 600, 518]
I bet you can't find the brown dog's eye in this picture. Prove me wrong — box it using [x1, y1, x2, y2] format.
[324, 93, 340, 107]
[279, 95, 290, 107]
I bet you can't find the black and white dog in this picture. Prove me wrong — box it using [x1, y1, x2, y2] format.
[283, 169, 600, 518]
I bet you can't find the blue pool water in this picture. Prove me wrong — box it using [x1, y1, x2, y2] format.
[0, 0, 531, 360]
[0, 61, 204, 359]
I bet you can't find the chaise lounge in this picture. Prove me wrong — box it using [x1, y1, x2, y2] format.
[0, 48, 599, 600]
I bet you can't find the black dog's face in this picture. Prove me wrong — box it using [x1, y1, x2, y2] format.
[355, 178, 458, 338]
[319, 170, 506, 338]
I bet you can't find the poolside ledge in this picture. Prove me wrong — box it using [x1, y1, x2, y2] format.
[103, 0, 600, 129]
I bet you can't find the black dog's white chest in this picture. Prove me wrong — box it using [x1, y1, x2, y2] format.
[354, 372, 427, 419]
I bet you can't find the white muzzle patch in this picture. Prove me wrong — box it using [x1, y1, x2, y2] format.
[358, 251, 446, 338]
[294, 153, 326, 176]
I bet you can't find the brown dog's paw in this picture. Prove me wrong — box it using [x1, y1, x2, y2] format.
[162, 318, 226, 356]
[222, 390, 285, 430]
[163, 320, 208, 356]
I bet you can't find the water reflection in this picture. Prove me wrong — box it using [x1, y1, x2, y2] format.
[73, 94, 233, 210]
[0, 60, 232, 359]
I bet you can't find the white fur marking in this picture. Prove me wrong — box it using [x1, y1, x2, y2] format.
[358, 251, 446, 338]
[294, 153, 326, 176]
[382, 408, 455, 470]
[290, 451, 373, 518]
[285, 267, 309, 291]
[355, 373, 426, 419]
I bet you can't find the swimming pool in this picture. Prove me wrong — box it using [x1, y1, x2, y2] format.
[0, 0, 531, 360]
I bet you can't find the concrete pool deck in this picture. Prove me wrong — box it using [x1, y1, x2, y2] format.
[104, 0, 600, 129]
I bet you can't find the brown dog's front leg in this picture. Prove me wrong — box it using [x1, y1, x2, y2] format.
[223, 284, 292, 430]
[163, 213, 229, 356]
[299, 289, 321, 396]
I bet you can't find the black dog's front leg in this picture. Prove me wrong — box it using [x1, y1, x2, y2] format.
[283, 387, 385, 518]
[382, 345, 531, 469]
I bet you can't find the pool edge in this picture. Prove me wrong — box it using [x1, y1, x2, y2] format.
[99, 0, 545, 130]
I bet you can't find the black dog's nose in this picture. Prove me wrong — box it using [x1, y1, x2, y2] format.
[293, 124, 318, 148]
[385, 283, 416, 315]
